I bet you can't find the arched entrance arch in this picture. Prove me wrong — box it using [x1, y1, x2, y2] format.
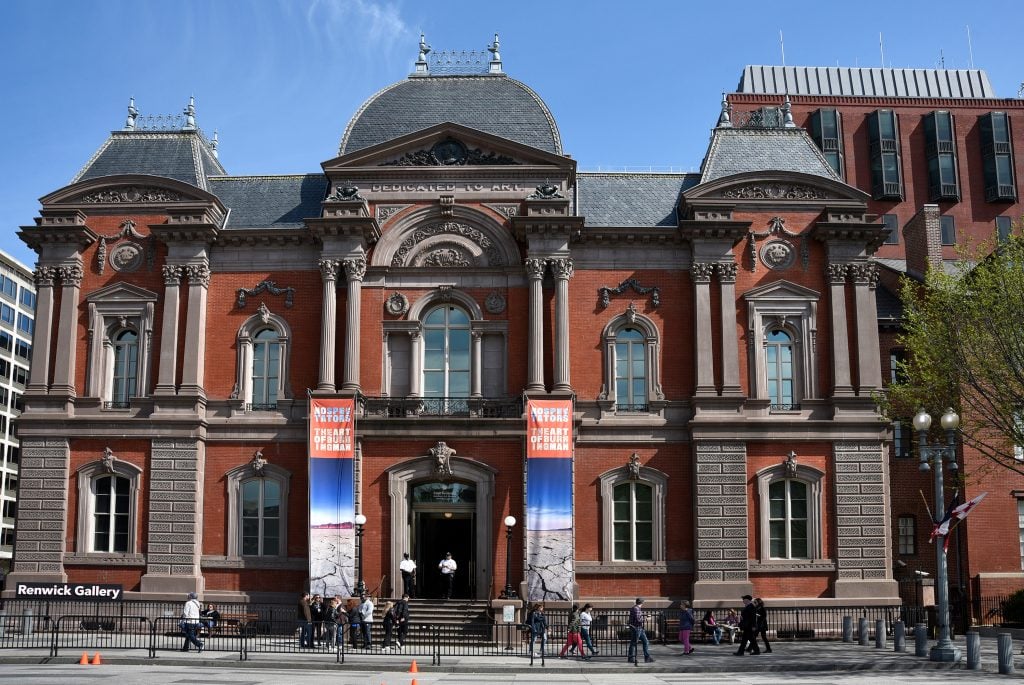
[387, 456, 496, 599]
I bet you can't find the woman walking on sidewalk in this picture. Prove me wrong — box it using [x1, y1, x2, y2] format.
[678, 600, 696, 654]
[579, 603, 599, 656]
[559, 603, 588, 660]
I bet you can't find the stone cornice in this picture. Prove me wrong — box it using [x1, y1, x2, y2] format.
[305, 215, 382, 246]
[811, 221, 889, 253]
[18, 219, 98, 251]
[212, 228, 313, 248]
[64, 553, 147, 567]
[575, 560, 692, 575]
[573, 227, 684, 246]
[511, 214, 585, 240]
[149, 222, 220, 244]
[677, 220, 751, 243]
[201, 555, 307, 570]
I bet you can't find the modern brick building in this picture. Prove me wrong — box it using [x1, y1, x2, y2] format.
[6, 42, 1022, 615]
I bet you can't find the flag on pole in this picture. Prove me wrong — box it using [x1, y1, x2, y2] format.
[929, 491, 960, 543]
[930, 491, 987, 552]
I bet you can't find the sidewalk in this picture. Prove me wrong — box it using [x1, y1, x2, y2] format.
[1, 635, 1021, 676]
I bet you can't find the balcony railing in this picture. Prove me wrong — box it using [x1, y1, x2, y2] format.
[245, 403, 278, 412]
[362, 396, 523, 419]
[103, 401, 131, 410]
[770, 403, 801, 412]
[614, 403, 649, 413]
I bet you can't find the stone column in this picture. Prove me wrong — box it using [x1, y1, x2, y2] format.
[827, 263, 854, 397]
[50, 264, 83, 396]
[550, 258, 574, 392]
[26, 267, 56, 392]
[141, 438, 205, 594]
[317, 258, 339, 391]
[179, 264, 210, 395]
[154, 265, 182, 395]
[471, 330, 483, 398]
[6, 438, 69, 584]
[341, 257, 366, 392]
[851, 263, 883, 392]
[525, 258, 546, 392]
[716, 262, 742, 395]
[691, 262, 715, 395]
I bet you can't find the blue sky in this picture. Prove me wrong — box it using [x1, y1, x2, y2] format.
[2, 0, 1021, 268]
[527, 458, 573, 531]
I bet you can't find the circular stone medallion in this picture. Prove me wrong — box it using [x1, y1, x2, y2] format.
[109, 242, 144, 273]
[760, 240, 795, 270]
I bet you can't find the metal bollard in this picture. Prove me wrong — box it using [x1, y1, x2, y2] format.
[842, 615, 853, 642]
[998, 633, 1015, 675]
[21, 609, 33, 636]
[915, 623, 928, 657]
[893, 620, 905, 652]
[875, 619, 885, 649]
[966, 631, 980, 670]
[858, 617, 869, 646]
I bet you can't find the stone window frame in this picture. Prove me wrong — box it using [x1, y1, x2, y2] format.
[84, 283, 157, 406]
[743, 280, 819, 410]
[225, 462, 291, 559]
[755, 463, 824, 563]
[235, 311, 292, 411]
[74, 458, 143, 556]
[597, 464, 668, 565]
[598, 311, 664, 416]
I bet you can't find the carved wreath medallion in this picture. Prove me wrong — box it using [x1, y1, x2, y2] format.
[385, 292, 410, 316]
[108, 242, 144, 273]
[485, 291, 506, 314]
[760, 240, 795, 270]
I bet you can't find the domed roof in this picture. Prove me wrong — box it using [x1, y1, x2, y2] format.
[339, 75, 562, 156]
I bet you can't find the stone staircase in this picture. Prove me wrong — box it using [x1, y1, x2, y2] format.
[387, 598, 491, 627]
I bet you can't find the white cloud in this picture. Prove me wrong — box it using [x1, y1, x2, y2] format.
[303, 0, 412, 59]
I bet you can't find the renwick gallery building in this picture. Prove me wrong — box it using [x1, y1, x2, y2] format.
[7, 38, 1024, 611]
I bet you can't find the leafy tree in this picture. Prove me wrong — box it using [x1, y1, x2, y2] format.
[884, 217, 1024, 477]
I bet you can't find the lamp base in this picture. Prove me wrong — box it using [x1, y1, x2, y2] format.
[929, 644, 962, 662]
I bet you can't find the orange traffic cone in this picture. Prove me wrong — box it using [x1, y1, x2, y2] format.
[90, 653, 102, 666]
[409, 659, 418, 673]
[411, 680, 418, 685]
[78, 653, 89, 665]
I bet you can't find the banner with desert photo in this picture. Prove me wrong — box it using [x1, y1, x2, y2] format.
[308, 397, 356, 597]
[525, 398, 574, 600]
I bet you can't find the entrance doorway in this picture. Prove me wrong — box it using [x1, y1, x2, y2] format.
[414, 511, 474, 599]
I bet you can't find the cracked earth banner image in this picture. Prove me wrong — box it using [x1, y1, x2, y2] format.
[525, 399, 574, 601]
[308, 398, 356, 598]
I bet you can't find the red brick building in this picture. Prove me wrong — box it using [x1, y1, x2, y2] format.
[6, 47, 1022, 613]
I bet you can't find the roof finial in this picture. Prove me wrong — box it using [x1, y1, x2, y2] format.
[717, 93, 732, 128]
[488, 33, 502, 74]
[124, 97, 138, 130]
[183, 95, 196, 131]
[211, 130, 219, 158]
[415, 33, 431, 74]
[782, 94, 795, 128]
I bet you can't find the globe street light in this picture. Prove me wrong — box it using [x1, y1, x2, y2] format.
[913, 407, 961, 663]
[500, 515, 518, 599]
[354, 513, 367, 597]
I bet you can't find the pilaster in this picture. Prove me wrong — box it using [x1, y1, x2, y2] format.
[850, 263, 883, 392]
[50, 263, 83, 398]
[340, 257, 366, 393]
[525, 258, 546, 392]
[691, 262, 715, 396]
[153, 265, 182, 396]
[716, 262, 742, 396]
[178, 263, 210, 398]
[26, 267, 56, 393]
[317, 258, 339, 391]
[826, 262, 854, 397]
[5, 438, 70, 585]
[550, 257, 573, 393]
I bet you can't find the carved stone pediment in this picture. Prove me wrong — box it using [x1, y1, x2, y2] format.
[380, 136, 520, 167]
[391, 220, 505, 268]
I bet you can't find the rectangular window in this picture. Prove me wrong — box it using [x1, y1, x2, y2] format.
[0, 359, 8, 381]
[19, 288, 35, 310]
[16, 313, 32, 336]
[0, 387, 7, 406]
[980, 112, 1017, 202]
[11, 392, 22, 413]
[940, 216, 956, 245]
[809, 108, 844, 178]
[882, 214, 899, 244]
[14, 340, 29, 361]
[924, 111, 960, 202]
[868, 109, 904, 200]
[1019, 499, 1024, 570]
[12, 366, 26, 387]
[893, 421, 912, 458]
[0, 529, 13, 547]
[2, 500, 15, 520]
[898, 516, 916, 555]
[0, 330, 11, 353]
[0, 304, 13, 326]
[6, 446, 18, 465]
[0, 275, 15, 300]
[997, 216, 1014, 242]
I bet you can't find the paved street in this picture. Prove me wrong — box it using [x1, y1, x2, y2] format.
[0, 635, 1021, 683]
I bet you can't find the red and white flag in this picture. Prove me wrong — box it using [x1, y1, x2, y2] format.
[930, 492, 987, 551]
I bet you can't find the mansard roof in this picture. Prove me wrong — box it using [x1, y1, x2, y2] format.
[339, 75, 562, 156]
[700, 127, 840, 184]
[207, 175, 328, 229]
[576, 172, 700, 227]
[738, 65, 996, 99]
[73, 130, 225, 191]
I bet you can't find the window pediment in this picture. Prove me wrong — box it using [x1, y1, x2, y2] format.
[85, 282, 159, 305]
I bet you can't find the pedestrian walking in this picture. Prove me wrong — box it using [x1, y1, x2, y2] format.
[381, 601, 396, 648]
[626, 597, 654, 663]
[527, 603, 548, 657]
[747, 597, 772, 653]
[579, 603, 599, 655]
[180, 591, 204, 653]
[735, 594, 759, 656]
[395, 593, 411, 648]
[679, 600, 696, 654]
[559, 603, 589, 660]
[438, 552, 457, 599]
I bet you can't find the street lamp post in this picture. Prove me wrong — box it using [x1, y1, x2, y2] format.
[354, 513, 367, 597]
[913, 407, 962, 663]
[500, 515, 517, 599]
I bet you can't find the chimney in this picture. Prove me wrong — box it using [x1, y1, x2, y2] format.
[902, 204, 943, 280]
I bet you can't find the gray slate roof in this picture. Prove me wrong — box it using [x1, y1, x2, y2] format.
[738, 65, 996, 99]
[576, 173, 699, 227]
[340, 75, 562, 156]
[700, 128, 840, 183]
[207, 175, 328, 228]
[73, 131, 225, 190]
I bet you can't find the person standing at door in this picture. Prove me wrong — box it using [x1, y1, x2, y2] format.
[400, 552, 417, 597]
[438, 551, 457, 599]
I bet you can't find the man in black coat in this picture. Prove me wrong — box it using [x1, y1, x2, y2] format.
[394, 593, 411, 648]
[734, 594, 759, 656]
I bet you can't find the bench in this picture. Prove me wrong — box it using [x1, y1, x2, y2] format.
[201, 612, 260, 637]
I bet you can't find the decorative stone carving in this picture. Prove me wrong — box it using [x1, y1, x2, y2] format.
[80, 186, 183, 204]
[716, 262, 738, 283]
[342, 257, 367, 281]
[760, 240, 795, 270]
[430, 441, 456, 481]
[627, 452, 642, 480]
[849, 262, 879, 288]
[826, 262, 849, 284]
[183, 264, 210, 287]
[375, 205, 408, 223]
[439, 194, 455, 217]
[598, 277, 661, 309]
[419, 245, 473, 268]
[33, 266, 56, 287]
[58, 264, 83, 287]
[236, 280, 295, 309]
[690, 262, 714, 283]
[101, 447, 117, 473]
[257, 302, 271, 325]
[783, 450, 798, 478]
[436, 285, 453, 303]
[487, 204, 519, 220]
[318, 258, 338, 281]
[484, 291, 506, 314]
[548, 258, 574, 279]
[721, 183, 828, 200]
[250, 450, 268, 478]
[327, 183, 364, 202]
[625, 302, 638, 324]
[746, 216, 808, 273]
[380, 137, 518, 166]
[528, 182, 564, 199]
[392, 221, 502, 268]
[524, 257, 546, 277]
[162, 264, 183, 286]
[108, 242, 144, 273]
[385, 292, 410, 316]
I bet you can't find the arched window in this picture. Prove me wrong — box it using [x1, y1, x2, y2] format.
[615, 328, 648, 412]
[768, 478, 807, 558]
[93, 474, 131, 553]
[765, 329, 795, 410]
[251, 329, 280, 410]
[613, 481, 653, 561]
[241, 477, 281, 556]
[110, 329, 138, 408]
[423, 305, 470, 412]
